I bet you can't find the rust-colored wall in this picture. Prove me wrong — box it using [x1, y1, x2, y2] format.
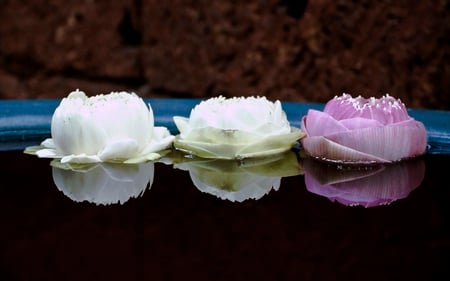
[0, 0, 448, 109]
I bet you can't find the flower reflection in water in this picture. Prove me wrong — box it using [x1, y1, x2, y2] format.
[51, 160, 154, 205]
[302, 157, 425, 207]
[170, 151, 303, 202]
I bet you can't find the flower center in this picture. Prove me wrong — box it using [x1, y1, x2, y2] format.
[326, 93, 411, 123]
[336, 93, 406, 113]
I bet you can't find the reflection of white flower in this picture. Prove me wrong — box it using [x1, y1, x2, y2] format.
[52, 161, 154, 205]
[27, 89, 174, 163]
[172, 151, 302, 202]
[173, 96, 304, 159]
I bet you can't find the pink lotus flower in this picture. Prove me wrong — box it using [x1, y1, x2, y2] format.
[300, 93, 427, 163]
[303, 157, 425, 207]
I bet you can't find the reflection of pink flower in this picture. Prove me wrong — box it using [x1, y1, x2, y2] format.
[303, 157, 425, 207]
[301, 93, 427, 163]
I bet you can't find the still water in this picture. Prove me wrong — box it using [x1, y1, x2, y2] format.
[1, 149, 449, 281]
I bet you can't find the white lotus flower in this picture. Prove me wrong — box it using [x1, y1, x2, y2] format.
[173, 96, 304, 159]
[27, 89, 174, 163]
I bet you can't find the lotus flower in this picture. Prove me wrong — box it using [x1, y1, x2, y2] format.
[51, 160, 154, 205]
[173, 96, 304, 159]
[303, 157, 425, 207]
[26, 89, 174, 163]
[301, 93, 427, 163]
[170, 150, 302, 202]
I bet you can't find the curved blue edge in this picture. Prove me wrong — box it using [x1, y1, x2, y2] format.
[0, 98, 449, 154]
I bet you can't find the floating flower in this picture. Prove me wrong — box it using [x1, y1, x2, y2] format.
[173, 96, 304, 159]
[51, 160, 154, 205]
[302, 157, 425, 207]
[171, 150, 302, 202]
[25, 89, 174, 163]
[300, 93, 427, 163]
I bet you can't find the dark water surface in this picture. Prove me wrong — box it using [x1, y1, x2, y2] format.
[1, 149, 449, 281]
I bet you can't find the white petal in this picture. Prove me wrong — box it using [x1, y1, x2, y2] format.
[98, 138, 140, 161]
[173, 116, 191, 136]
[124, 152, 162, 164]
[61, 154, 102, 164]
[35, 148, 62, 159]
[174, 127, 303, 159]
[41, 138, 56, 149]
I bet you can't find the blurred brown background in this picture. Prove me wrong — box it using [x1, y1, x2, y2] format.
[0, 0, 448, 109]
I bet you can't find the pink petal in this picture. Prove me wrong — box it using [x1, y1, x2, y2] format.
[301, 110, 348, 137]
[323, 95, 364, 120]
[326, 121, 427, 162]
[339, 117, 383, 130]
[301, 136, 389, 163]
